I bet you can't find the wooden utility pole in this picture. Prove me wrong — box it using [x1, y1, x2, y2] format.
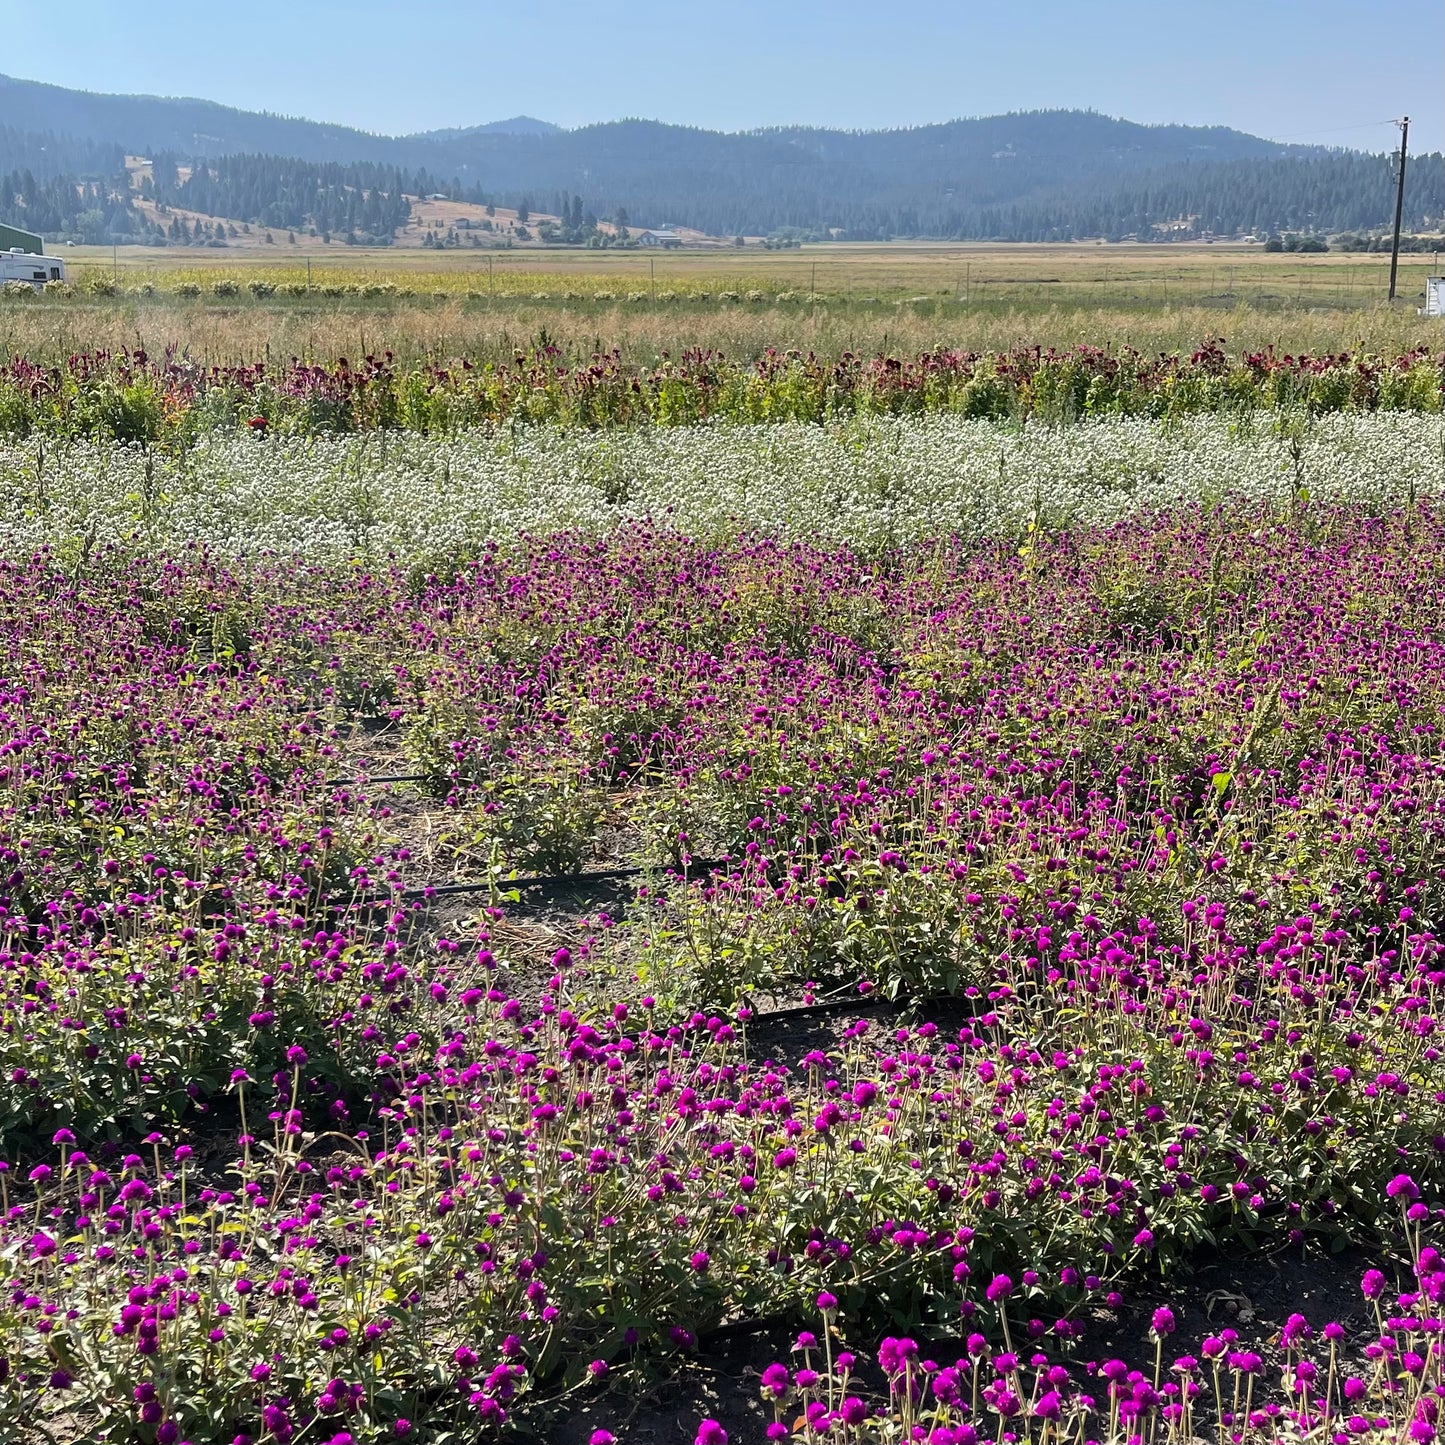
[1388, 116, 1409, 301]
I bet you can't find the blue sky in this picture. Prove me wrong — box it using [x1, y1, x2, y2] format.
[9, 0, 1442, 148]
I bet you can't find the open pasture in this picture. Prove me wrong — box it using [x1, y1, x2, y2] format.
[9, 241, 1442, 368]
[54, 240, 1445, 310]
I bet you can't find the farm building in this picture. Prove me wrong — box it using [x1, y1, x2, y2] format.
[638, 229, 683, 248]
[0, 224, 44, 255]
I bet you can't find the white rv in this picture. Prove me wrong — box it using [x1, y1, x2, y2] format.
[0, 248, 65, 289]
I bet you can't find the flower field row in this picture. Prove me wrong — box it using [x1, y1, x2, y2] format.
[0, 411, 1439, 559]
[3, 483, 1445, 1440]
[0, 340, 1439, 442]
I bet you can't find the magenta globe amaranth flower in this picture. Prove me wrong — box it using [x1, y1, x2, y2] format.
[760, 1363, 790, 1398]
[1388, 1175, 1421, 1204]
[985, 1274, 1012, 1303]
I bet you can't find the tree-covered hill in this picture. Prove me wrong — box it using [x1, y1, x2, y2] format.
[0, 73, 1439, 243]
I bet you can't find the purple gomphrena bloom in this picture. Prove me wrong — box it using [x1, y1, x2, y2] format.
[986, 1274, 1012, 1303]
[761, 1364, 791, 1398]
[1151, 1307, 1176, 1337]
[695, 1421, 728, 1445]
[1034, 1390, 1063, 1421]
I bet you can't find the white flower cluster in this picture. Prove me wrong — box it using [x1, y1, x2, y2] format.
[0, 413, 1438, 560]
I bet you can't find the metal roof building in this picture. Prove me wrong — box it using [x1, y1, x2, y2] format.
[0, 223, 43, 255]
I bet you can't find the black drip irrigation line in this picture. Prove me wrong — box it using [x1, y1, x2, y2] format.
[328, 856, 732, 910]
[748, 993, 899, 1023]
[697, 1314, 781, 1347]
[324, 772, 429, 787]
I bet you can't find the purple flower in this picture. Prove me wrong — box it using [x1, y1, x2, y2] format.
[1387, 1174, 1421, 1203]
[761, 1363, 791, 1398]
[878, 1336, 919, 1375]
[1033, 1389, 1063, 1420]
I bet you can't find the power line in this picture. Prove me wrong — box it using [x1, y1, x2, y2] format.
[1265, 119, 1403, 144]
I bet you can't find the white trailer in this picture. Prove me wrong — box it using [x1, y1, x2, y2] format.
[0, 248, 65, 289]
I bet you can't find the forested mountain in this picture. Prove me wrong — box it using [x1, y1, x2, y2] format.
[0, 72, 1439, 243]
[985, 152, 1442, 243]
[0, 125, 127, 180]
[415, 117, 560, 140]
[0, 74, 408, 166]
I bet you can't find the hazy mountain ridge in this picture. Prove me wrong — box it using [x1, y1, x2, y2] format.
[2, 74, 1439, 242]
[0, 73, 1316, 177]
[410, 117, 561, 140]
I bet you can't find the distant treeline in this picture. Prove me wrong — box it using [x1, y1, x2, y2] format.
[0, 173, 153, 247]
[145, 155, 429, 242]
[0, 124, 126, 181]
[979, 152, 1445, 244]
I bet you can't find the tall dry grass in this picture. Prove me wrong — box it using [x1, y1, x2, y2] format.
[0, 295, 1438, 367]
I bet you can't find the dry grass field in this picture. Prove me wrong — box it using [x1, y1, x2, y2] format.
[7, 240, 1442, 364]
[55, 236, 1442, 301]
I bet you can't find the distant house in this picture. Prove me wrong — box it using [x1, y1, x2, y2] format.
[638, 229, 683, 249]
